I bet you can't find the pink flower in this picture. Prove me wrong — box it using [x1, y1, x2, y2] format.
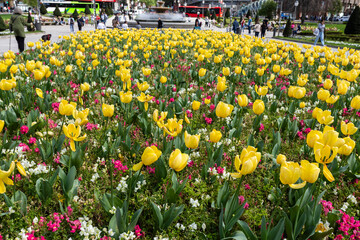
[20, 125, 29, 134]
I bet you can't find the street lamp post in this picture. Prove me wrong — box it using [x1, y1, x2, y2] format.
[294, 0, 299, 20]
[278, 0, 282, 36]
[184, 2, 187, 20]
[93, 0, 97, 29]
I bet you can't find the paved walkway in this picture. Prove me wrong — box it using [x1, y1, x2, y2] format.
[0, 20, 337, 55]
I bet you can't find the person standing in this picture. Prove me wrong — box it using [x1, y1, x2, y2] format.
[68, 15, 75, 33]
[254, 20, 260, 37]
[158, 17, 163, 29]
[77, 14, 85, 31]
[9, 7, 32, 53]
[241, 18, 245, 33]
[314, 19, 325, 46]
[261, 21, 267, 38]
[232, 18, 239, 34]
[248, 16, 252, 34]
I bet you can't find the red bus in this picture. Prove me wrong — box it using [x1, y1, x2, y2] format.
[178, 6, 222, 18]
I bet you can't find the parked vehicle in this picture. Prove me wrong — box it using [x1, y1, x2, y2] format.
[339, 16, 350, 22]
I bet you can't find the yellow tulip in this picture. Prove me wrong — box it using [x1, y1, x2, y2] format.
[307, 130, 323, 148]
[142, 67, 151, 77]
[237, 94, 248, 107]
[33, 69, 45, 81]
[317, 88, 330, 101]
[199, 68, 206, 77]
[169, 149, 189, 172]
[326, 95, 339, 104]
[323, 79, 333, 90]
[0, 161, 15, 194]
[255, 85, 268, 96]
[337, 137, 355, 156]
[204, 98, 211, 104]
[81, 82, 90, 92]
[280, 161, 306, 189]
[316, 110, 334, 125]
[300, 160, 320, 183]
[119, 91, 133, 103]
[153, 109, 167, 123]
[63, 124, 87, 152]
[351, 96, 360, 109]
[0, 120, 4, 132]
[160, 76, 167, 84]
[65, 65, 73, 73]
[72, 108, 89, 126]
[15, 160, 26, 176]
[59, 100, 77, 116]
[256, 68, 265, 76]
[276, 154, 286, 165]
[222, 67, 230, 76]
[299, 102, 305, 108]
[137, 92, 153, 111]
[102, 103, 114, 117]
[253, 99, 265, 115]
[273, 64, 280, 73]
[138, 82, 149, 91]
[209, 129, 222, 143]
[215, 101, 234, 118]
[184, 131, 200, 149]
[27, 42, 34, 48]
[341, 121, 358, 135]
[133, 146, 162, 171]
[217, 76, 227, 92]
[235, 66, 242, 74]
[230, 146, 260, 178]
[192, 100, 201, 111]
[312, 107, 323, 119]
[163, 118, 183, 137]
[36, 88, 44, 99]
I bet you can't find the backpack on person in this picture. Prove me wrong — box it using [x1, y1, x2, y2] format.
[313, 28, 319, 36]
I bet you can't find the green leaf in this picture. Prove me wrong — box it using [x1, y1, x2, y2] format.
[128, 207, 143, 231]
[11, 191, 27, 215]
[268, 218, 285, 240]
[150, 201, 164, 230]
[311, 229, 334, 240]
[217, 181, 230, 208]
[237, 220, 257, 240]
[162, 204, 184, 230]
[64, 166, 77, 193]
[35, 178, 53, 204]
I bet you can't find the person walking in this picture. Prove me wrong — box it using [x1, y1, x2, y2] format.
[261, 21, 267, 38]
[77, 14, 85, 31]
[232, 18, 239, 34]
[254, 20, 260, 37]
[68, 15, 75, 33]
[158, 17, 163, 29]
[241, 18, 245, 33]
[247, 16, 252, 34]
[9, 7, 32, 53]
[314, 19, 325, 46]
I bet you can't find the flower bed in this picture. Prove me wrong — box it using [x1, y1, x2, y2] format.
[0, 29, 360, 240]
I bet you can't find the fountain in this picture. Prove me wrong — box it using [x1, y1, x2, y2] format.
[135, 1, 193, 29]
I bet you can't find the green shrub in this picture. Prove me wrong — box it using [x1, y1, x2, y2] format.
[283, 18, 292, 37]
[40, 3, 48, 15]
[0, 15, 7, 31]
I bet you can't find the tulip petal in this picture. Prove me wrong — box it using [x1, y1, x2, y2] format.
[323, 165, 335, 182]
[16, 161, 26, 176]
[133, 162, 143, 171]
[70, 139, 76, 152]
[230, 173, 242, 178]
[0, 180, 5, 194]
[289, 181, 307, 189]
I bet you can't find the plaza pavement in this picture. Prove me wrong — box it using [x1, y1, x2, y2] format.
[0, 20, 336, 55]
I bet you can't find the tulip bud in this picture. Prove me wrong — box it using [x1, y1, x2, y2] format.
[209, 129, 222, 143]
[253, 99, 265, 115]
[237, 94, 248, 107]
[192, 101, 201, 111]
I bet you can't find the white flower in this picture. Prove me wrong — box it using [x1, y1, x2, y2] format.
[33, 217, 39, 224]
[188, 222, 197, 231]
[347, 195, 357, 204]
[341, 202, 349, 212]
[109, 206, 116, 214]
[108, 229, 114, 236]
[202, 223, 206, 231]
[190, 198, 200, 208]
